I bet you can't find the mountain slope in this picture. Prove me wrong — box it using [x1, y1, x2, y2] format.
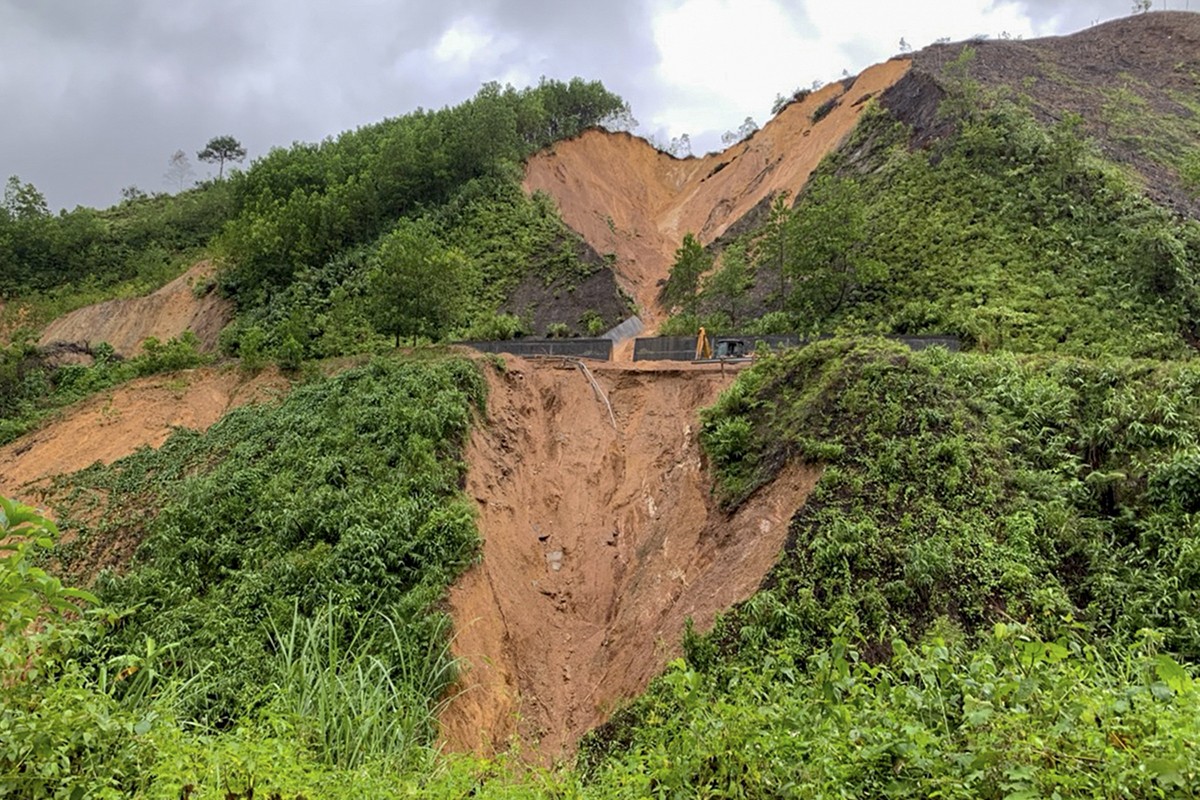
[524, 59, 910, 327]
[525, 13, 1200, 355]
[901, 11, 1200, 219]
[441, 358, 818, 757]
[37, 261, 232, 357]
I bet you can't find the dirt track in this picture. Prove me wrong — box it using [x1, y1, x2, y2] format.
[523, 58, 910, 329]
[441, 356, 819, 757]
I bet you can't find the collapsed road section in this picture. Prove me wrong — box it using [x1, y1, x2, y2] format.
[441, 356, 820, 757]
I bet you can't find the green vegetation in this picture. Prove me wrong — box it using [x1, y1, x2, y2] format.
[64, 356, 485, 722]
[0, 175, 230, 301]
[664, 100, 1200, 358]
[2, 355, 487, 796]
[196, 135, 246, 180]
[0, 333, 209, 445]
[573, 339, 1200, 796]
[661, 233, 711, 316]
[213, 78, 628, 313]
[2, 76, 629, 446]
[367, 218, 474, 347]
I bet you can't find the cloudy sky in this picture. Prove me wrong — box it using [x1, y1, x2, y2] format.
[0, 0, 1148, 210]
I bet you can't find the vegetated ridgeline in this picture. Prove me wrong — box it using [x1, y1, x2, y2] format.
[523, 58, 911, 330]
[37, 260, 232, 357]
[441, 356, 819, 758]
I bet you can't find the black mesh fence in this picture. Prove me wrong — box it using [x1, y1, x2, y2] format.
[458, 338, 614, 360]
[631, 336, 697, 361]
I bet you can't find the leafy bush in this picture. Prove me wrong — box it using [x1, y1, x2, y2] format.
[582, 628, 1200, 798]
[462, 312, 527, 341]
[60, 356, 485, 729]
[136, 332, 207, 375]
[810, 96, 840, 123]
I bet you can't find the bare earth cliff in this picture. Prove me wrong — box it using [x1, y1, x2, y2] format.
[441, 357, 818, 757]
[523, 58, 910, 327]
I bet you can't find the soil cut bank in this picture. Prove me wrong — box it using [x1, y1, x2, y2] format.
[523, 59, 910, 329]
[38, 261, 233, 357]
[441, 356, 819, 757]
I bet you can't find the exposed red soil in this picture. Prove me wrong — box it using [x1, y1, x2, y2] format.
[440, 356, 819, 758]
[0, 366, 289, 505]
[523, 59, 910, 329]
[37, 261, 233, 357]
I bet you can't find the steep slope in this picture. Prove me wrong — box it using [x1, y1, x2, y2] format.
[0, 366, 288, 502]
[523, 59, 911, 327]
[441, 357, 819, 757]
[900, 11, 1200, 219]
[37, 261, 233, 357]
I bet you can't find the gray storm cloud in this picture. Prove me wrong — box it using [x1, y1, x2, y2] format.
[1, 0, 658, 209]
[0, 0, 1151, 209]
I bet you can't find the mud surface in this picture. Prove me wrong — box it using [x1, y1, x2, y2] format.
[0, 366, 289, 504]
[523, 59, 910, 329]
[38, 261, 234, 357]
[441, 356, 819, 758]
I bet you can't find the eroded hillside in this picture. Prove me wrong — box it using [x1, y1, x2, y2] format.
[523, 59, 910, 327]
[38, 261, 233, 357]
[905, 11, 1200, 219]
[440, 357, 818, 757]
[0, 365, 287, 502]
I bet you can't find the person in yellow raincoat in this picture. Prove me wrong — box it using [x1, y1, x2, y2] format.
[695, 326, 712, 359]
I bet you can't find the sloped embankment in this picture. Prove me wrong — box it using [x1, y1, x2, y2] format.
[441, 357, 819, 757]
[522, 59, 910, 327]
[0, 366, 288, 502]
[38, 261, 233, 357]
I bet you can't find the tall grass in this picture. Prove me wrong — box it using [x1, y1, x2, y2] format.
[271, 602, 458, 772]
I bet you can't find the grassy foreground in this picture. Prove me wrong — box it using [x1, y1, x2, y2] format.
[5, 342, 1200, 797]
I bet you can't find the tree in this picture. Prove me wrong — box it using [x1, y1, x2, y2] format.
[120, 185, 147, 203]
[721, 117, 760, 146]
[368, 219, 474, 346]
[197, 135, 247, 179]
[667, 133, 692, 158]
[702, 242, 751, 327]
[598, 106, 639, 134]
[755, 192, 793, 312]
[786, 176, 881, 317]
[661, 233, 711, 315]
[164, 149, 195, 192]
[3, 176, 48, 220]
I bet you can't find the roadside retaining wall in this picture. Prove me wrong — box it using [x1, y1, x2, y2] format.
[601, 316, 644, 342]
[459, 338, 614, 360]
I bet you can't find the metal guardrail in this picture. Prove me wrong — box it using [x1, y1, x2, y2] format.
[460, 334, 961, 363]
